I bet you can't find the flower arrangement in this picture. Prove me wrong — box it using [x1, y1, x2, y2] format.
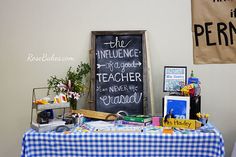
[196, 112, 209, 125]
[47, 62, 91, 110]
[196, 112, 209, 119]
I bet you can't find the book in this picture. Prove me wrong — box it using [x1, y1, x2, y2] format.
[124, 115, 152, 123]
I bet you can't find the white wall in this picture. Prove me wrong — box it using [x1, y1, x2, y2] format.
[0, 0, 235, 156]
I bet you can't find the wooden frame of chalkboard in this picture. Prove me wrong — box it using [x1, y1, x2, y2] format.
[90, 30, 149, 115]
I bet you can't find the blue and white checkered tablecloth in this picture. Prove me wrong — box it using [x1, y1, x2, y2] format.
[21, 127, 224, 157]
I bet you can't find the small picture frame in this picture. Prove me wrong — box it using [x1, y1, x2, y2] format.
[163, 66, 187, 92]
[164, 96, 190, 119]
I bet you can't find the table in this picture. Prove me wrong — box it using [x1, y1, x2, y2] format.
[21, 124, 225, 157]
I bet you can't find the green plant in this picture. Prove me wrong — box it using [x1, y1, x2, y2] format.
[47, 62, 91, 109]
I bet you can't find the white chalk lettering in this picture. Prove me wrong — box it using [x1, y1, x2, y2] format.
[120, 61, 142, 72]
[109, 85, 129, 93]
[104, 36, 131, 48]
[103, 61, 142, 73]
[96, 49, 140, 59]
[99, 92, 143, 106]
[97, 72, 142, 83]
[129, 85, 138, 92]
[106, 61, 114, 72]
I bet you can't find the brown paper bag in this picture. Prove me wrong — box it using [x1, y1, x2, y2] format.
[192, 0, 236, 64]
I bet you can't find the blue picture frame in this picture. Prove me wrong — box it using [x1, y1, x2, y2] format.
[164, 96, 190, 119]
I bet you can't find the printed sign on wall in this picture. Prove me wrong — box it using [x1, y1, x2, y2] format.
[192, 0, 236, 64]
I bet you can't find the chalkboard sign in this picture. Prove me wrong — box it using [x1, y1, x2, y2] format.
[91, 31, 149, 115]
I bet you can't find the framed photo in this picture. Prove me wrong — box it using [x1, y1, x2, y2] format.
[164, 96, 190, 119]
[163, 66, 187, 92]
